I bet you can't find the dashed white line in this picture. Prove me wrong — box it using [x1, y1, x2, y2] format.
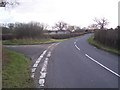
[74, 42, 76, 45]
[39, 57, 49, 86]
[75, 44, 80, 50]
[31, 43, 59, 86]
[85, 54, 120, 77]
[35, 60, 41, 64]
[74, 40, 80, 51]
[31, 49, 48, 78]
[33, 63, 38, 68]
[48, 43, 55, 49]
[39, 79, 45, 86]
[55, 43, 60, 46]
[47, 51, 51, 57]
[32, 68, 36, 73]
[31, 73, 35, 78]
[37, 57, 42, 61]
[40, 72, 47, 78]
[75, 39, 78, 42]
[42, 50, 47, 55]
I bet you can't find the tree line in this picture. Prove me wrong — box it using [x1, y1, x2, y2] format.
[2, 21, 85, 40]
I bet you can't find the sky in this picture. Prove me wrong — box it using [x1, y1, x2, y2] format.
[0, 0, 119, 28]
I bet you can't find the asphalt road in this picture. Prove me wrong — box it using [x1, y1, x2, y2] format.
[4, 34, 120, 88]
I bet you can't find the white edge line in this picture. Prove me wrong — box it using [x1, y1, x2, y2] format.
[85, 54, 120, 77]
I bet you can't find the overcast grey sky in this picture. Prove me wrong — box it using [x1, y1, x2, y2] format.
[0, 0, 119, 28]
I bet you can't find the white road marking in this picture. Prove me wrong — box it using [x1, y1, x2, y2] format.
[35, 60, 41, 64]
[31, 73, 35, 78]
[32, 68, 36, 73]
[40, 72, 47, 78]
[74, 42, 76, 45]
[41, 67, 47, 72]
[39, 57, 49, 87]
[40, 55, 44, 58]
[75, 39, 78, 42]
[33, 43, 58, 87]
[39, 79, 45, 86]
[85, 54, 120, 77]
[37, 57, 42, 61]
[55, 43, 60, 46]
[42, 50, 47, 55]
[74, 40, 80, 51]
[47, 52, 51, 57]
[75, 44, 80, 50]
[41, 58, 49, 72]
[48, 43, 55, 49]
[33, 63, 38, 68]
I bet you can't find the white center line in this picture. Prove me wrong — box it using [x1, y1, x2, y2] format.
[75, 44, 80, 50]
[74, 42, 76, 45]
[85, 54, 120, 77]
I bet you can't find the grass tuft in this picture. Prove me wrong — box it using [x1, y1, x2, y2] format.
[2, 39, 67, 45]
[2, 48, 35, 88]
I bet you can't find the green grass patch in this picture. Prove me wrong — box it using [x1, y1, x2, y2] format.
[2, 38, 67, 45]
[2, 48, 35, 88]
[88, 36, 120, 55]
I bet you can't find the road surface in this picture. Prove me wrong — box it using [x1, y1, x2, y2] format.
[5, 34, 120, 88]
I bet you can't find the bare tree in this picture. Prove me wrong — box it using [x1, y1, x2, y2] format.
[54, 21, 68, 31]
[41, 23, 49, 30]
[0, 0, 19, 8]
[88, 24, 98, 29]
[67, 25, 75, 32]
[94, 17, 109, 30]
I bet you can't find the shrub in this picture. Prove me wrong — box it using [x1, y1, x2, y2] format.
[14, 22, 44, 39]
[94, 28, 120, 50]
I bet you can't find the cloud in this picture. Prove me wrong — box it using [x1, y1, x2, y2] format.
[0, 0, 119, 28]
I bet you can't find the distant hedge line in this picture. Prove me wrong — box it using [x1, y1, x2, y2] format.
[2, 22, 88, 40]
[48, 32, 86, 39]
[94, 29, 120, 50]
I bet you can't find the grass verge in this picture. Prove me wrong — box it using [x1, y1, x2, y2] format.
[88, 36, 120, 55]
[2, 48, 34, 88]
[2, 38, 67, 45]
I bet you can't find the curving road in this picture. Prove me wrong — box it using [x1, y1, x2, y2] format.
[5, 34, 120, 88]
[46, 34, 119, 88]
